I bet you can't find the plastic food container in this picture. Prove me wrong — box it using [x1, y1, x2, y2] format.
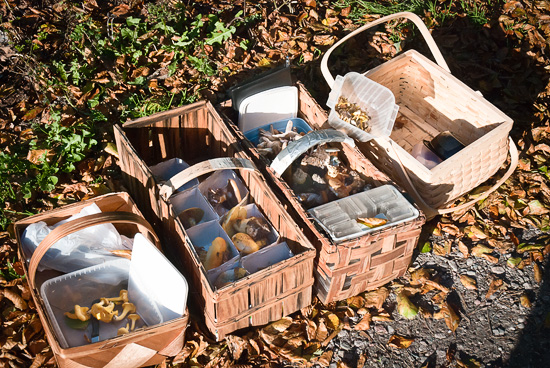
[40, 258, 163, 348]
[238, 86, 298, 133]
[150, 158, 199, 193]
[244, 117, 312, 146]
[326, 72, 399, 142]
[308, 185, 419, 243]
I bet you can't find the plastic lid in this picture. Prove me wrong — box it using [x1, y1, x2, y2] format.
[238, 86, 298, 133]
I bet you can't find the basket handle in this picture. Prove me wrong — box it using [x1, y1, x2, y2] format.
[321, 11, 450, 88]
[158, 157, 258, 200]
[27, 211, 160, 289]
[389, 137, 518, 218]
[269, 130, 355, 176]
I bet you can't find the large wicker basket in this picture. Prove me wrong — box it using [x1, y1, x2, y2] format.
[14, 192, 189, 368]
[114, 100, 315, 340]
[321, 12, 518, 219]
[218, 83, 426, 304]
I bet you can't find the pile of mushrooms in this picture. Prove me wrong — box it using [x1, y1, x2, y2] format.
[335, 96, 372, 132]
[257, 120, 306, 160]
[207, 178, 242, 214]
[222, 205, 270, 255]
[283, 144, 367, 209]
[64, 289, 141, 337]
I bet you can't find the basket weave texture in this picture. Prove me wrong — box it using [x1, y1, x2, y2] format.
[218, 82, 426, 304]
[362, 50, 513, 210]
[114, 100, 315, 340]
[14, 192, 189, 368]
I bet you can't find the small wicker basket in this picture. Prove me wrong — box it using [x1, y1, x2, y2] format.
[14, 193, 189, 368]
[321, 12, 518, 219]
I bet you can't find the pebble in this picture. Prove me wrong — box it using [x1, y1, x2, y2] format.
[387, 326, 395, 335]
[518, 317, 525, 323]
[330, 363, 337, 368]
[474, 299, 481, 305]
[340, 340, 352, 351]
[466, 258, 474, 267]
[354, 340, 366, 349]
[448, 260, 458, 272]
[374, 325, 387, 334]
[518, 323, 525, 329]
[435, 333, 446, 339]
[467, 270, 477, 276]
[507, 325, 516, 331]
[492, 266, 505, 274]
[523, 283, 532, 290]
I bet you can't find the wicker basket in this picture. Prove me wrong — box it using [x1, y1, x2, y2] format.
[13, 192, 189, 368]
[218, 83, 426, 304]
[113, 100, 315, 340]
[321, 12, 518, 219]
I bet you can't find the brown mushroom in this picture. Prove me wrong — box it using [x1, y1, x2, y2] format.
[117, 323, 130, 336]
[113, 302, 136, 321]
[232, 233, 261, 255]
[178, 207, 204, 229]
[128, 314, 141, 331]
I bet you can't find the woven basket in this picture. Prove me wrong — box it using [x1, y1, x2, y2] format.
[13, 192, 189, 368]
[114, 100, 315, 340]
[320, 12, 518, 219]
[218, 83, 425, 304]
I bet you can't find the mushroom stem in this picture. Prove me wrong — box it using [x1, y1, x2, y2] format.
[128, 314, 141, 331]
[113, 302, 136, 321]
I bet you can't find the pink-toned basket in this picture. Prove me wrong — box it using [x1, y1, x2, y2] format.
[321, 12, 518, 219]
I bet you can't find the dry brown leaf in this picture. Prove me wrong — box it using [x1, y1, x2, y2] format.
[388, 334, 414, 349]
[424, 280, 450, 294]
[534, 263, 543, 283]
[347, 295, 364, 309]
[356, 353, 367, 368]
[363, 287, 390, 310]
[316, 350, 333, 366]
[269, 316, 293, 332]
[460, 275, 478, 290]
[482, 254, 499, 263]
[458, 241, 469, 258]
[2, 288, 28, 310]
[433, 240, 452, 256]
[437, 302, 460, 332]
[471, 244, 494, 257]
[520, 293, 532, 308]
[372, 313, 393, 322]
[315, 320, 329, 342]
[486, 277, 505, 299]
[410, 268, 431, 285]
[355, 312, 372, 331]
[226, 335, 247, 360]
[441, 224, 460, 236]
[306, 320, 317, 341]
[325, 313, 340, 330]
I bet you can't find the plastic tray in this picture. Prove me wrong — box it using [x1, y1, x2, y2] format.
[244, 117, 312, 146]
[326, 72, 399, 142]
[308, 185, 419, 243]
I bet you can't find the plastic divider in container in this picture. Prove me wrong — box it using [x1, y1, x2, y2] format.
[150, 158, 199, 193]
[206, 259, 249, 290]
[169, 187, 219, 229]
[185, 220, 240, 271]
[221, 203, 279, 248]
[326, 72, 399, 142]
[241, 241, 294, 274]
[40, 258, 162, 349]
[243, 117, 312, 145]
[309, 185, 419, 243]
[198, 170, 250, 217]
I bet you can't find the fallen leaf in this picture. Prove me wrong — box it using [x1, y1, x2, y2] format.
[226, 335, 247, 360]
[507, 257, 522, 268]
[420, 242, 432, 253]
[471, 244, 494, 258]
[440, 302, 460, 332]
[458, 241, 469, 257]
[486, 277, 504, 299]
[433, 240, 452, 256]
[363, 287, 390, 310]
[460, 275, 478, 290]
[347, 296, 364, 309]
[325, 313, 340, 330]
[269, 316, 293, 332]
[396, 292, 418, 319]
[355, 312, 371, 331]
[316, 350, 333, 366]
[306, 320, 317, 341]
[410, 268, 432, 285]
[356, 353, 367, 368]
[534, 263, 543, 283]
[388, 334, 414, 349]
[315, 320, 329, 342]
[2, 288, 28, 310]
[520, 293, 532, 308]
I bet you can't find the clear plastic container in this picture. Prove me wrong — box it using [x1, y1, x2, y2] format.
[326, 72, 399, 142]
[308, 185, 419, 243]
[40, 258, 162, 348]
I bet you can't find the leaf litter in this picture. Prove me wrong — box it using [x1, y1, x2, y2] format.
[1, 0, 550, 367]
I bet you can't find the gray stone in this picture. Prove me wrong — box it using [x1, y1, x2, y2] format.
[474, 299, 481, 305]
[387, 325, 395, 335]
[518, 317, 525, 323]
[340, 340, 352, 351]
[435, 333, 446, 339]
[467, 270, 477, 276]
[354, 339, 366, 348]
[518, 323, 525, 329]
[466, 258, 474, 266]
[448, 260, 458, 272]
[374, 325, 387, 334]
[523, 283, 532, 290]
[492, 266, 506, 274]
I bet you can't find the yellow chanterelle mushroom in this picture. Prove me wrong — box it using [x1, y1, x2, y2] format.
[64, 305, 90, 321]
[90, 299, 119, 323]
[113, 302, 136, 321]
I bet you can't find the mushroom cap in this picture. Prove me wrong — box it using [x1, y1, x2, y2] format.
[178, 207, 204, 229]
[232, 232, 260, 255]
